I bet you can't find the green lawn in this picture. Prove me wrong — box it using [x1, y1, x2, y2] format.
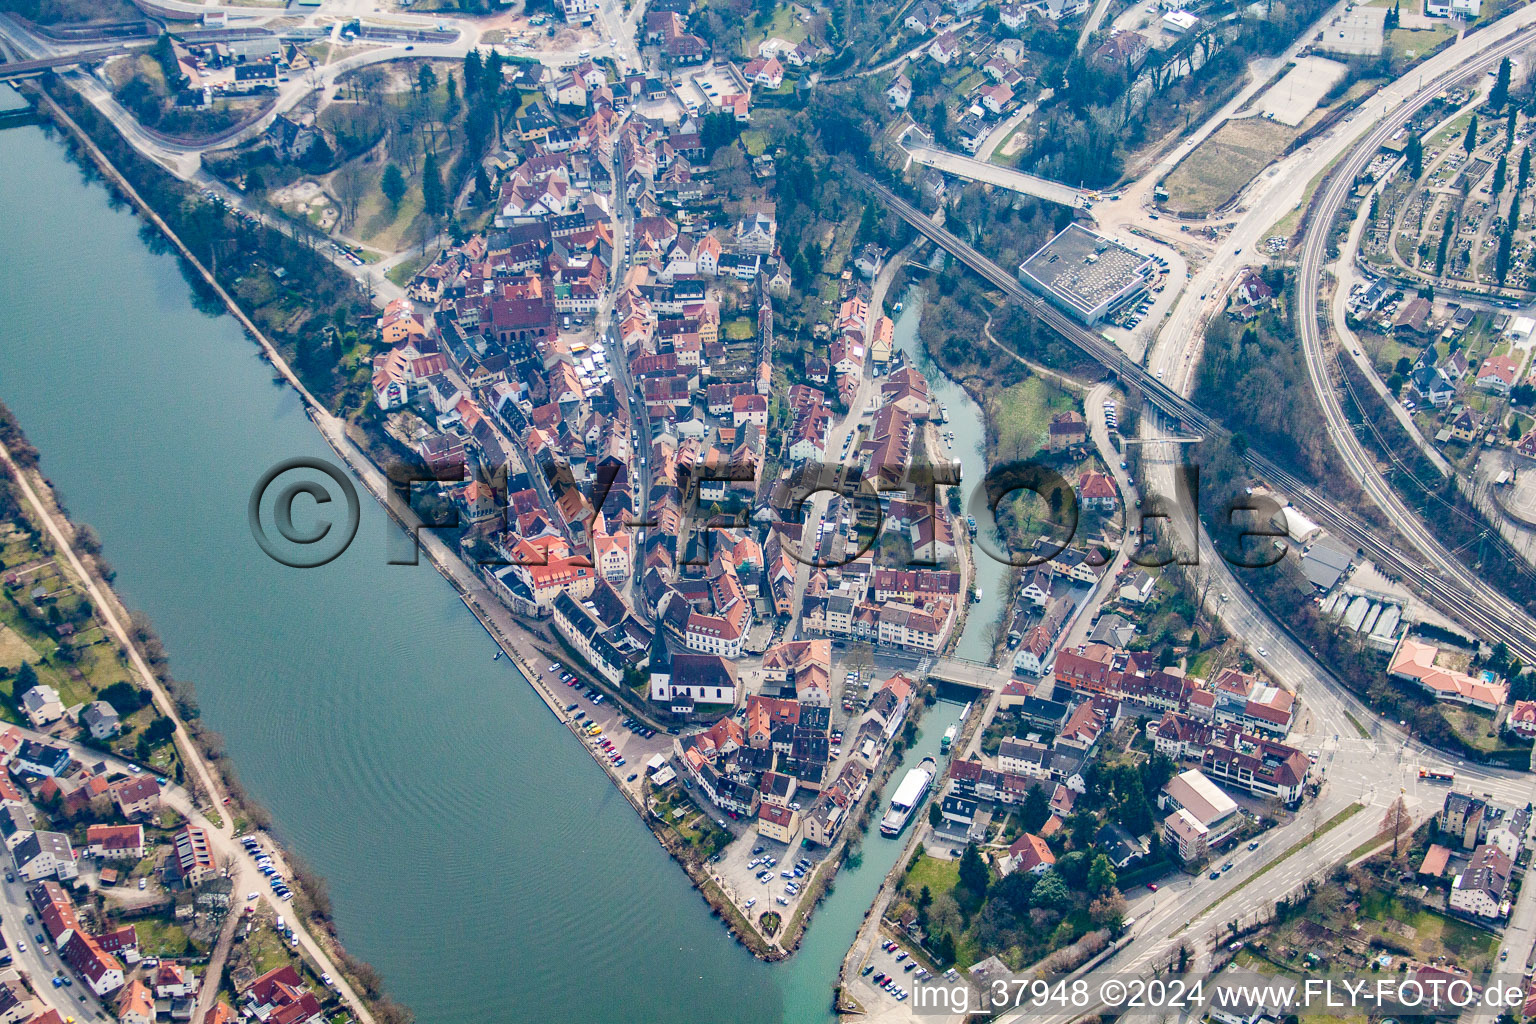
[1437, 705, 1525, 755]
[245, 924, 298, 975]
[725, 317, 755, 341]
[741, 3, 809, 55]
[1357, 890, 1499, 967]
[987, 376, 1072, 461]
[901, 853, 960, 902]
[133, 917, 198, 957]
[740, 129, 770, 158]
[385, 252, 433, 289]
[1389, 24, 1457, 63]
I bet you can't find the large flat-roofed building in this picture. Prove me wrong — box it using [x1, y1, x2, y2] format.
[1017, 224, 1157, 325]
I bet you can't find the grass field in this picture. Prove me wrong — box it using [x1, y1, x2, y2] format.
[1162, 117, 1297, 215]
[1388, 23, 1457, 62]
[1437, 705, 1526, 756]
[1357, 891, 1500, 966]
[133, 917, 197, 957]
[986, 376, 1073, 462]
[742, 4, 809, 55]
[900, 854, 960, 902]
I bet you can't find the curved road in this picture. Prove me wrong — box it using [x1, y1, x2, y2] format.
[1293, 25, 1536, 651]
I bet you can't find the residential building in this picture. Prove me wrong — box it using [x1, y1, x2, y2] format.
[167, 825, 214, 887]
[61, 928, 125, 996]
[111, 776, 161, 820]
[1163, 807, 1209, 862]
[11, 739, 71, 778]
[1161, 769, 1241, 846]
[1389, 637, 1508, 711]
[1449, 844, 1512, 919]
[12, 830, 77, 881]
[245, 966, 324, 1024]
[999, 832, 1054, 875]
[19, 685, 64, 728]
[79, 701, 120, 740]
[86, 824, 145, 861]
[118, 980, 155, 1024]
[757, 803, 801, 844]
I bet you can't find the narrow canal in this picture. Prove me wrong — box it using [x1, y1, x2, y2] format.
[892, 287, 1010, 662]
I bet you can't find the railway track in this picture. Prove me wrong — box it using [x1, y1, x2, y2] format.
[865, 176, 1536, 665]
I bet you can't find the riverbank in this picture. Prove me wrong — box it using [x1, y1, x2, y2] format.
[15, 75, 797, 969]
[0, 421, 384, 1024]
[14, 81, 409, 1024]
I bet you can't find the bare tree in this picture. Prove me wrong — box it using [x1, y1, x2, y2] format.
[332, 163, 368, 229]
[1381, 794, 1413, 859]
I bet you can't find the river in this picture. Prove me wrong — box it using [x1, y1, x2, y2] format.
[0, 92, 965, 1024]
[891, 288, 1009, 662]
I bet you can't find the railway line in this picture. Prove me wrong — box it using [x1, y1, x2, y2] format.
[864, 177, 1536, 666]
[1295, 28, 1536, 646]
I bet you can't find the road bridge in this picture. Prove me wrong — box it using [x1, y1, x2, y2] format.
[864, 175, 1536, 666]
[903, 140, 1093, 210]
[925, 656, 1007, 690]
[0, 44, 142, 79]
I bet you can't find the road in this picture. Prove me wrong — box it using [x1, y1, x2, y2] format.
[873, 22, 1536, 667]
[903, 133, 1092, 209]
[1291, 25, 1536, 643]
[0, 390, 376, 1024]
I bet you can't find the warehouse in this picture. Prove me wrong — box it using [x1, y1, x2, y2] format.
[1017, 224, 1157, 325]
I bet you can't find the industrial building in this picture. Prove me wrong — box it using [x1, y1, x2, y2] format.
[1017, 224, 1157, 325]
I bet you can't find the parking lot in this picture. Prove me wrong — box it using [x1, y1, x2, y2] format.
[848, 932, 951, 1012]
[711, 822, 828, 932]
[533, 658, 673, 799]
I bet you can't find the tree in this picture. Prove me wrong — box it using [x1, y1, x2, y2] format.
[417, 63, 439, 101]
[1494, 156, 1508, 196]
[1520, 147, 1532, 192]
[928, 893, 963, 939]
[381, 164, 407, 211]
[1089, 889, 1127, 928]
[958, 843, 989, 899]
[475, 165, 492, 203]
[1069, 809, 1098, 851]
[929, 801, 943, 827]
[1381, 795, 1412, 858]
[463, 49, 482, 95]
[1506, 107, 1517, 152]
[422, 151, 446, 218]
[1464, 114, 1479, 156]
[1510, 418, 1523, 441]
[333, 163, 368, 228]
[1087, 853, 1118, 895]
[1022, 784, 1050, 832]
[1434, 211, 1456, 276]
[1406, 132, 1424, 178]
[483, 50, 504, 97]
[14, 661, 36, 694]
[1497, 224, 1515, 283]
[1491, 58, 1512, 112]
[1031, 870, 1071, 911]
